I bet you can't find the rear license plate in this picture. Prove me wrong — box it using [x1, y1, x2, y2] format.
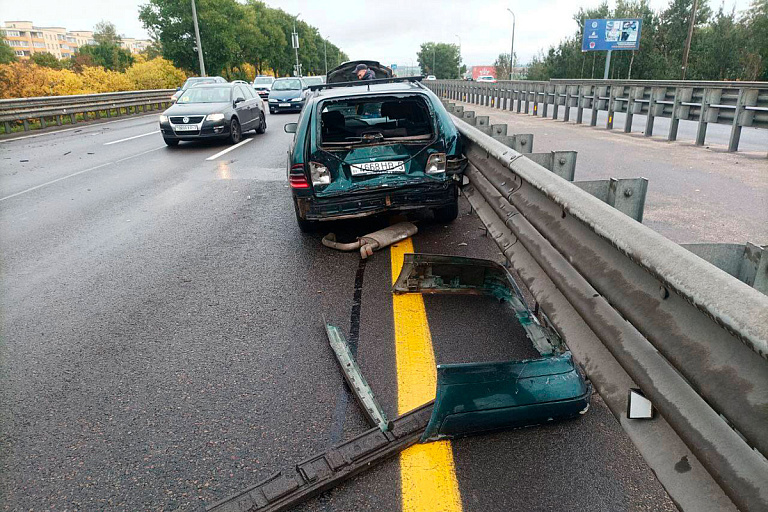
[174, 125, 197, 131]
[350, 161, 405, 175]
[279, 103, 291, 107]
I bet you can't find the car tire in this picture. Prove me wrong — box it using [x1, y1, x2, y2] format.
[229, 118, 241, 144]
[256, 112, 266, 134]
[269, 108, 276, 115]
[293, 199, 318, 233]
[163, 137, 179, 147]
[433, 198, 459, 223]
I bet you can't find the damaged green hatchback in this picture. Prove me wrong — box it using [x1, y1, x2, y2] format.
[284, 72, 466, 232]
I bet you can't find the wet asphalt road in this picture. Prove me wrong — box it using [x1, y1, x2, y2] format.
[1, 111, 677, 511]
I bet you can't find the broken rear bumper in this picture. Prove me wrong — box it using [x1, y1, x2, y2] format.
[296, 181, 458, 221]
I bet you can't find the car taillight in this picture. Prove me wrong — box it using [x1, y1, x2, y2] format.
[309, 162, 331, 187]
[289, 164, 310, 189]
[426, 152, 447, 174]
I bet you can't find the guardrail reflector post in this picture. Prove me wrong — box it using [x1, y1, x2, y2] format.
[681, 243, 768, 295]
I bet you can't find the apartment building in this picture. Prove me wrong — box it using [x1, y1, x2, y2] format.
[1, 21, 149, 59]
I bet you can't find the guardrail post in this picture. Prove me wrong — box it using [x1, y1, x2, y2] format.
[576, 86, 586, 124]
[573, 177, 648, 222]
[563, 86, 572, 122]
[524, 84, 531, 114]
[70, 113, 76, 124]
[696, 88, 714, 146]
[606, 85, 616, 130]
[552, 85, 561, 120]
[729, 88, 757, 152]
[644, 87, 662, 137]
[22, 119, 29, 131]
[541, 84, 550, 118]
[527, 150, 578, 181]
[4, 121, 12, 134]
[681, 242, 768, 295]
[39, 117, 46, 129]
[516, 83, 522, 113]
[624, 87, 637, 133]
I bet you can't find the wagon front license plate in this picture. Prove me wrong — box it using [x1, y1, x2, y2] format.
[174, 125, 197, 131]
[279, 103, 291, 107]
[350, 161, 405, 176]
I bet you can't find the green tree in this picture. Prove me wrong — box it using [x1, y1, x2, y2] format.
[30, 52, 64, 69]
[741, 0, 768, 80]
[494, 53, 520, 80]
[93, 21, 122, 45]
[77, 43, 134, 72]
[0, 40, 17, 64]
[417, 42, 461, 78]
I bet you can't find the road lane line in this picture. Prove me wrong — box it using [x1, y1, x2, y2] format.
[390, 239, 463, 512]
[0, 146, 164, 202]
[205, 138, 252, 161]
[103, 130, 160, 145]
[0, 113, 159, 143]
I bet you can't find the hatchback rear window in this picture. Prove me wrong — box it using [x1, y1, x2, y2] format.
[319, 95, 434, 146]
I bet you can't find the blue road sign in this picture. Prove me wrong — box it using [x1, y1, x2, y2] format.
[582, 19, 642, 51]
[391, 64, 398, 70]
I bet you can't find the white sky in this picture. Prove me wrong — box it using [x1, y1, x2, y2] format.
[0, 0, 754, 66]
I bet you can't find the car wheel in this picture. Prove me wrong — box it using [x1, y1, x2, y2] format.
[229, 118, 241, 144]
[256, 112, 266, 134]
[433, 198, 459, 223]
[269, 108, 276, 115]
[293, 198, 318, 233]
[163, 137, 179, 147]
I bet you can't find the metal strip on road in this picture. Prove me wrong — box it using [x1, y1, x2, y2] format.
[103, 130, 160, 145]
[390, 239, 463, 512]
[205, 138, 253, 161]
[0, 146, 164, 202]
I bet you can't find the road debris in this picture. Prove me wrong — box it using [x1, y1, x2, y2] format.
[321, 221, 417, 259]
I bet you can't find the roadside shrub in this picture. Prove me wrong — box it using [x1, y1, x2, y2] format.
[125, 57, 186, 90]
[79, 65, 134, 93]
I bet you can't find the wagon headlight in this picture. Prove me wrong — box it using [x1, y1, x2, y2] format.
[310, 162, 331, 186]
[207, 113, 225, 122]
[426, 152, 446, 174]
[159, 115, 168, 123]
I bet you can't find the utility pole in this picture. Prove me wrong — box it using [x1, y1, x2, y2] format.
[681, 0, 698, 80]
[432, 45, 436, 76]
[190, 0, 206, 76]
[292, 13, 301, 77]
[507, 8, 516, 80]
[323, 38, 327, 75]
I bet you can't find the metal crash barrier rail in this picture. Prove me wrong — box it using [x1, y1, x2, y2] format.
[0, 89, 175, 134]
[436, 97, 768, 512]
[425, 79, 768, 153]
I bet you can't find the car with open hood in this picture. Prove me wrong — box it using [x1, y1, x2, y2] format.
[267, 78, 307, 114]
[283, 64, 466, 232]
[159, 82, 266, 146]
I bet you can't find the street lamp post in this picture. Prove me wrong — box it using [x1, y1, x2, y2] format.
[506, 8, 516, 81]
[432, 45, 436, 77]
[455, 34, 461, 78]
[292, 13, 301, 77]
[323, 38, 328, 75]
[190, 0, 206, 76]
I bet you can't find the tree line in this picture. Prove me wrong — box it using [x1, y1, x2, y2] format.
[525, 0, 768, 81]
[139, 0, 349, 79]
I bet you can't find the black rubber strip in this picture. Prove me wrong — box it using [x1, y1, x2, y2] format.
[204, 402, 434, 512]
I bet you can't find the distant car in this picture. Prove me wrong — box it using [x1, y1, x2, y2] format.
[302, 76, 325, 87]
[476, 75, 497, 83]
[268, 78, 307, 114]
[252, 76, 275, 100]
[425, 75, 437, 81]
[171, 76, 227, 103]
[284, 60, 466, 232]
[159, 82, 266, 146]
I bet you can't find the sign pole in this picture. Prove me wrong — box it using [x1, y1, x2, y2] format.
[603, 50, 612, 79]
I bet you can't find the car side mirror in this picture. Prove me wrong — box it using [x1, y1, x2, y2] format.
[234, 97, 245, 105]
[284, 123, 298, 134]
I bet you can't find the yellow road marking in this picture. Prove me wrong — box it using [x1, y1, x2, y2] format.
[390, 239, 463, 512]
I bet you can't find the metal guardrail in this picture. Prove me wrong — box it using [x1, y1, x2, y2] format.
[427, 79, 768, 153]
[436, 97, 768, 511]
[0, 89, 175, 134]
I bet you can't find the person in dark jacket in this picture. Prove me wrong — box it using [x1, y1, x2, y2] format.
[355, 63, 376, 80]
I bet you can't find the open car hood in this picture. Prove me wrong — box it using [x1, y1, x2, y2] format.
[326, 60, 393, 83]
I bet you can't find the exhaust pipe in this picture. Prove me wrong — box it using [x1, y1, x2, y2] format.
[322, 222, 418, 259]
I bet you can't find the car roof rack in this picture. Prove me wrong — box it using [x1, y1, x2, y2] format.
[308, 76, 425, 92]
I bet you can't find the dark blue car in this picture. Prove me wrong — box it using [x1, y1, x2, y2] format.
[267, 78, 307, 114]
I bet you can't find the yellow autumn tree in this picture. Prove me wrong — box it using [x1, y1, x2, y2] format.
[125, 57, 186, 90]
[46, 68, 86, 96]
[0, 62, 51, 98]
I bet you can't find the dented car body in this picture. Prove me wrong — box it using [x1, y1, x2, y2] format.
[285, 73, 466, 231]
[393, 254, 592, 440]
